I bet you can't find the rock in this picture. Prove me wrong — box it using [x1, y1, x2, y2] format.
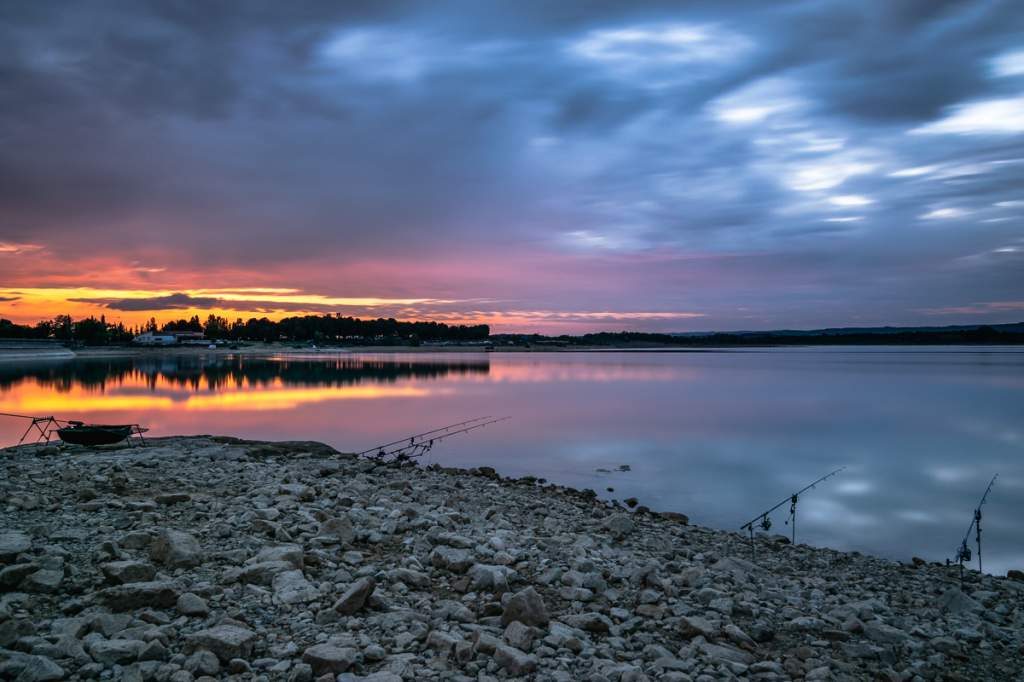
[563, 612, 612, 633]
[678, 615, 717, 639]
[91, 613, 132, 636]
[428, 546, 473, 573]
[186, 649, 220, 675]
[317, 516, 354, 544]
[863, 620, 910, 645]
[120, 532, 153, 550]
[494, 644, 537, 675]
[0, 562, 38, 588]
[155, 493, 191, 505]
[187, 624, 257, 662]
[501, 586, 549, 627]
[0, 530, 32, 563]
[177, 592, 210, 616]
[22, 568, 63, 593]
[3, 653, 64, 681]
[389, 567, 430, 588]
[711, 556, 761, 577]
[695, 639, 755, 665]
[333, 576, 375, 614]
[149, 529, 202, 568]
[937, 587, 982, 614]
[101, 560, 156, 584]
[426, 630, 459, 655]
[467, 563, 512, 592]
[301, 643, 357, 675]
[139, 639, 169, 661]
[604, 513, 634, 539]
[237, 560, 292, 585]
[88, 638, 145, 664]
[660, 511, 689, 525]
[97, 581, 180, 611]
[288, 663, 314, 682]
[503, 620, 536, 650]
[273, 570, 320, 604]
[253, 544, 304, 569]
[1008, 569, 1024, 582]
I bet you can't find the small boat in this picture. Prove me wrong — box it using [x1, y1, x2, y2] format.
[56, 422, 146, 446]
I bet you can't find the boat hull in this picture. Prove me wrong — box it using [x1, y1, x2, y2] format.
[57, 425, 134, 446]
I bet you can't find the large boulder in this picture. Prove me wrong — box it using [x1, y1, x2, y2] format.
[501, 586, 549, 627]
[150, 529, 202, 568]
[0, 653, 63, 681]
[467, 564, 513, 593]
[938, 587, 982, 615]
[317, 516, 355, 545]
[237, 560, 292, 585]
[0, 531, 31, 564]
[252, 544, 304, 569]
[603, 514, 634, 540]
[429, 546, 473, 573]
[302, 644, 357, 675]
[101, 560, 156, 584]
[333, 577, 375, 614]
[187, 624, 257, 662]
[274, 570, 320, 605]
[88, 638, 145, 665]
[494, 645, 537, 675]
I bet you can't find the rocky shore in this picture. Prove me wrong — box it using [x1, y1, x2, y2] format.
[1, 436, 1022, 681]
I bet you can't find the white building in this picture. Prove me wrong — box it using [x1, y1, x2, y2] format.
[132, 332, 178, 346]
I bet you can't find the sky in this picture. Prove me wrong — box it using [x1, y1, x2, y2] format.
[1, 0, 1023, 333]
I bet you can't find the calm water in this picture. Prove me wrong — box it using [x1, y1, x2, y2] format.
[2, 348, 1022, 574]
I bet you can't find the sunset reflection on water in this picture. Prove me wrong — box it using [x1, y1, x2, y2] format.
[1, 349, 1022, 575]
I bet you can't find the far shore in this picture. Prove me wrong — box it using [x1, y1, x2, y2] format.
[3, 341, 1020, 363]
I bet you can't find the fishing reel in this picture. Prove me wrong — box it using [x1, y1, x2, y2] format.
[759, 514, 772, 531]
[785, 494, 798, 525]
[956, 541, 972, 564]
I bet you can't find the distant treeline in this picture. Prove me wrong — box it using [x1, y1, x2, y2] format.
[0, 314, 489, 345]
[0, 315, 133, 345]
[3, 314, 1022, 347]
[496, 325, 1024, 347]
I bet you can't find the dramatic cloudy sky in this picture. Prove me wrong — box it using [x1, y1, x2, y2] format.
[1, 0, 1023, 332]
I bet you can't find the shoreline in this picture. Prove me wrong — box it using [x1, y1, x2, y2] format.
[2, 342, 1022, 364]
[1, 436, 1021, 680]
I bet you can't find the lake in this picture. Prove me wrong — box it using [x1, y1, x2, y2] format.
[1, 347, 1021, 574]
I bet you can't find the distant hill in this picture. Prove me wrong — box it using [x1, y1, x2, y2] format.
[672, 322, 1024, 337]
[494, 322, 1024, 347]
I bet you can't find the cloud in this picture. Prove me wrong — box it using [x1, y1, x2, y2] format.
[0, 296, 19, 302]
[828, 195, 874, 207]
[0, 242, 43, 255]
[73, 293, 220, 311]
[919, 208, 968, 220]
[911, 96, 1024, 135]
[568, 23, 753, 73]
[991, 49, 1024, 77]
[2, 2, 1024, 331]
[920, 301, 1024, 315]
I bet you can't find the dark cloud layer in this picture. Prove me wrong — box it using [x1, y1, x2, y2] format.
[1, 1, 1023, 329]
[70, 293, 219, 311]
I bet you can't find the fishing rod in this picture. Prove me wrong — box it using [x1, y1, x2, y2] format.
[0, 412, 69, 446]
[368, 416, 511, 462]
[954, 474, 997, 584]
[356, 416, 494, 456]
[740, 466, 846, 560]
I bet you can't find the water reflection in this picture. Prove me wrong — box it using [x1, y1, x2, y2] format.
[0, 349, 1021, 575]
